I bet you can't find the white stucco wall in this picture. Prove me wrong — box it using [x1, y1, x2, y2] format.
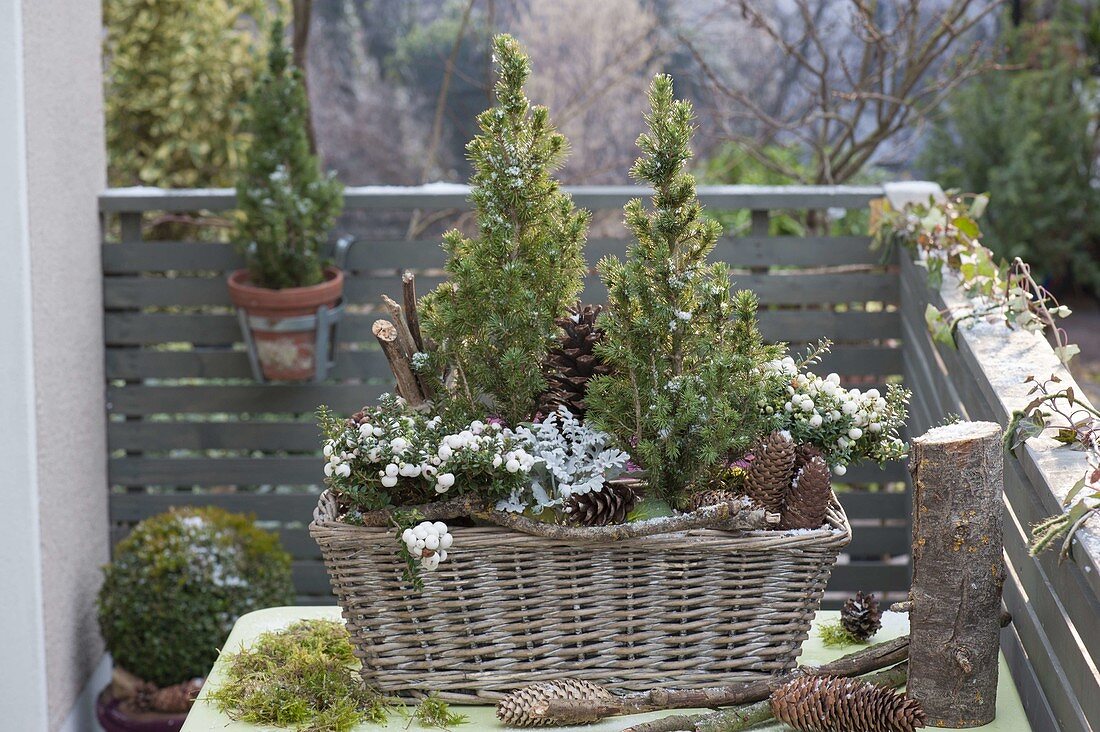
[0, 0, 51, 728]
[19, 0, 109, 728]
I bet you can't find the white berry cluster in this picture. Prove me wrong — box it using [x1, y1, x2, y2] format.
[401, 521, 453, 571]
[319, 395, 535, 509]
[765, 356, 909, 472]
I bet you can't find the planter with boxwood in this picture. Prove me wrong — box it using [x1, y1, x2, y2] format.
[95, 507, 294, 732]
[228, 19, 345, 382]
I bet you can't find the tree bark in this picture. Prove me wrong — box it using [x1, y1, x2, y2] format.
[290, 0, 317, 154]
[401, 271, 425, 352]
[907, 421, 1004, 727]
[372, 319, 425, 406]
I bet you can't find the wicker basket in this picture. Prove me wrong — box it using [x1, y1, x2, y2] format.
[310, 490, 851, 702]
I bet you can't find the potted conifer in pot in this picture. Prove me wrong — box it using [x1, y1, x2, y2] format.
[228, 19, 345, 382]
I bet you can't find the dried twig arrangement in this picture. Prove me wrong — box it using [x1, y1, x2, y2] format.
[346, 493, 777, 540]
[372, 271, 431, 406]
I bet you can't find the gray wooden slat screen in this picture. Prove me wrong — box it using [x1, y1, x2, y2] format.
[901, 255, 1100, 732]
[100, 184, 909, 607]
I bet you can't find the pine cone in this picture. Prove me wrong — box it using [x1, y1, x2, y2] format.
[841, 591, 883, 642]
[537, 304, 610, 419]
[780, 455, 832, 530]
[689, 489, 742, 511]
[795, 442, 823, 469]
[496, 678, 615, 727]
[345, 406, 371, 429]
[563, 478, 644, 526]
[770, 674, 927, 732]
[744, 431, 796, 512]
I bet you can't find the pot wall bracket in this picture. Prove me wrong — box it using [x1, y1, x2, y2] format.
[238, 236, 355, 384]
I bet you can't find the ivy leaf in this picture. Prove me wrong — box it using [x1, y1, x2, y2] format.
[924, 304, 954, 347]
[1054, 429, 1080, 445]
[952, 215, 980, 239]
[970, 193, 989, 219]
[1054, 344, 1080, 364]
[1063, 476, 1089, 506]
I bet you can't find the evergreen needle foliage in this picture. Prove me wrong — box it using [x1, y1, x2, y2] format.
[421, 34, 589, 426]
[234, 19, 344, 290]
[208, 620, 391, 732]
[585, 75, 781, 504]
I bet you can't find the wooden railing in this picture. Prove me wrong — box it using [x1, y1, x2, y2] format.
[901, 255, 1100, 732]
[99, 183, 908, 607]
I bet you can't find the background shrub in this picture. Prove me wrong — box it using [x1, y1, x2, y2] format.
[97, 507, 294, 687]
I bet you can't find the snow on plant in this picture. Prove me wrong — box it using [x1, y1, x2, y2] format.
[497, 407, 631, 514]
[317, 395, 534, 514]
[765, 345, 909, 474]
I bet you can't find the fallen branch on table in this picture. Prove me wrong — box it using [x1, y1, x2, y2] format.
[497, 612, 1011, 728]
[622, 663, 911, 732]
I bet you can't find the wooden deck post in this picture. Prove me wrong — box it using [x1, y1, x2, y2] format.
[907, 421, 1005, 727]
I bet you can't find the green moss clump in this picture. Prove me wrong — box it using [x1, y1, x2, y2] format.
[415, 693, 468, 729]
[97, 507, 294, 687]
[207, 620, 391, 732]
[818, 619, 869, 648]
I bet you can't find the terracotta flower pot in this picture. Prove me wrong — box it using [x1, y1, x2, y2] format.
[227, 267, 344, 381]
[96, 688, 187, 732]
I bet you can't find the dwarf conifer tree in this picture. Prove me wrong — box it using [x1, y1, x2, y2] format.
[421, 34, 589, 426]
[234, 19, 343, 290]
[585, 75, 780, 504]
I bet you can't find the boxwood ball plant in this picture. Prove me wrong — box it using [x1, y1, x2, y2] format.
[97, 507, 294, 687]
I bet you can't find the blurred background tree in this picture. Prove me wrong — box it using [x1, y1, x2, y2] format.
[103, 0, 277, 188]
[921, 6, 1100, 294]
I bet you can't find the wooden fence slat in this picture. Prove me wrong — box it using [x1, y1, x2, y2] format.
[103, 344, 901, 380]
[108, 456, 907, 487]
[109, 420, 320, 451]
[824, 563, 911, 592]
[102, 236, 882, 273]
[104, 310, 902, 346]
[109, 491, 320, 521]
[104, 272, 899, 309]
[107, 384, 383, 415]
[99, 184, 883, 213]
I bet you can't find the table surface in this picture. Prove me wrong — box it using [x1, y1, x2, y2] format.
[183, 606, 1030, 732]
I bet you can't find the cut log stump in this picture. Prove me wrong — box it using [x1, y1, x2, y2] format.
[907, 420, 1005, 727]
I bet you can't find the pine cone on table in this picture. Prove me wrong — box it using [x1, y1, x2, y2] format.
[841, 591, 883, 642]
[563, 478, 644, 527]
[496, 678, 615, 728]
[770, 674, 927, 732]
[744, 431, 796, 512]
[780, 454, 833, 530]
[537, 304, 610, 419]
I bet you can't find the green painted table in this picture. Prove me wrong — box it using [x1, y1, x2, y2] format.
[183, 606, 1029, 732]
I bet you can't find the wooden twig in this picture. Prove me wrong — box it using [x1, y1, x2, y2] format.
[402, 271, 424, 352]
[472, 500, 774, 542]
[353, 494, 486, 527]
[623, 663, 910, 732]
[380, 295, 419, 358]
[349, 496, 773, 541]
[539, 635, 909, 726]
[372, 319, 425, 407]
[381, 293, 433, 398]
